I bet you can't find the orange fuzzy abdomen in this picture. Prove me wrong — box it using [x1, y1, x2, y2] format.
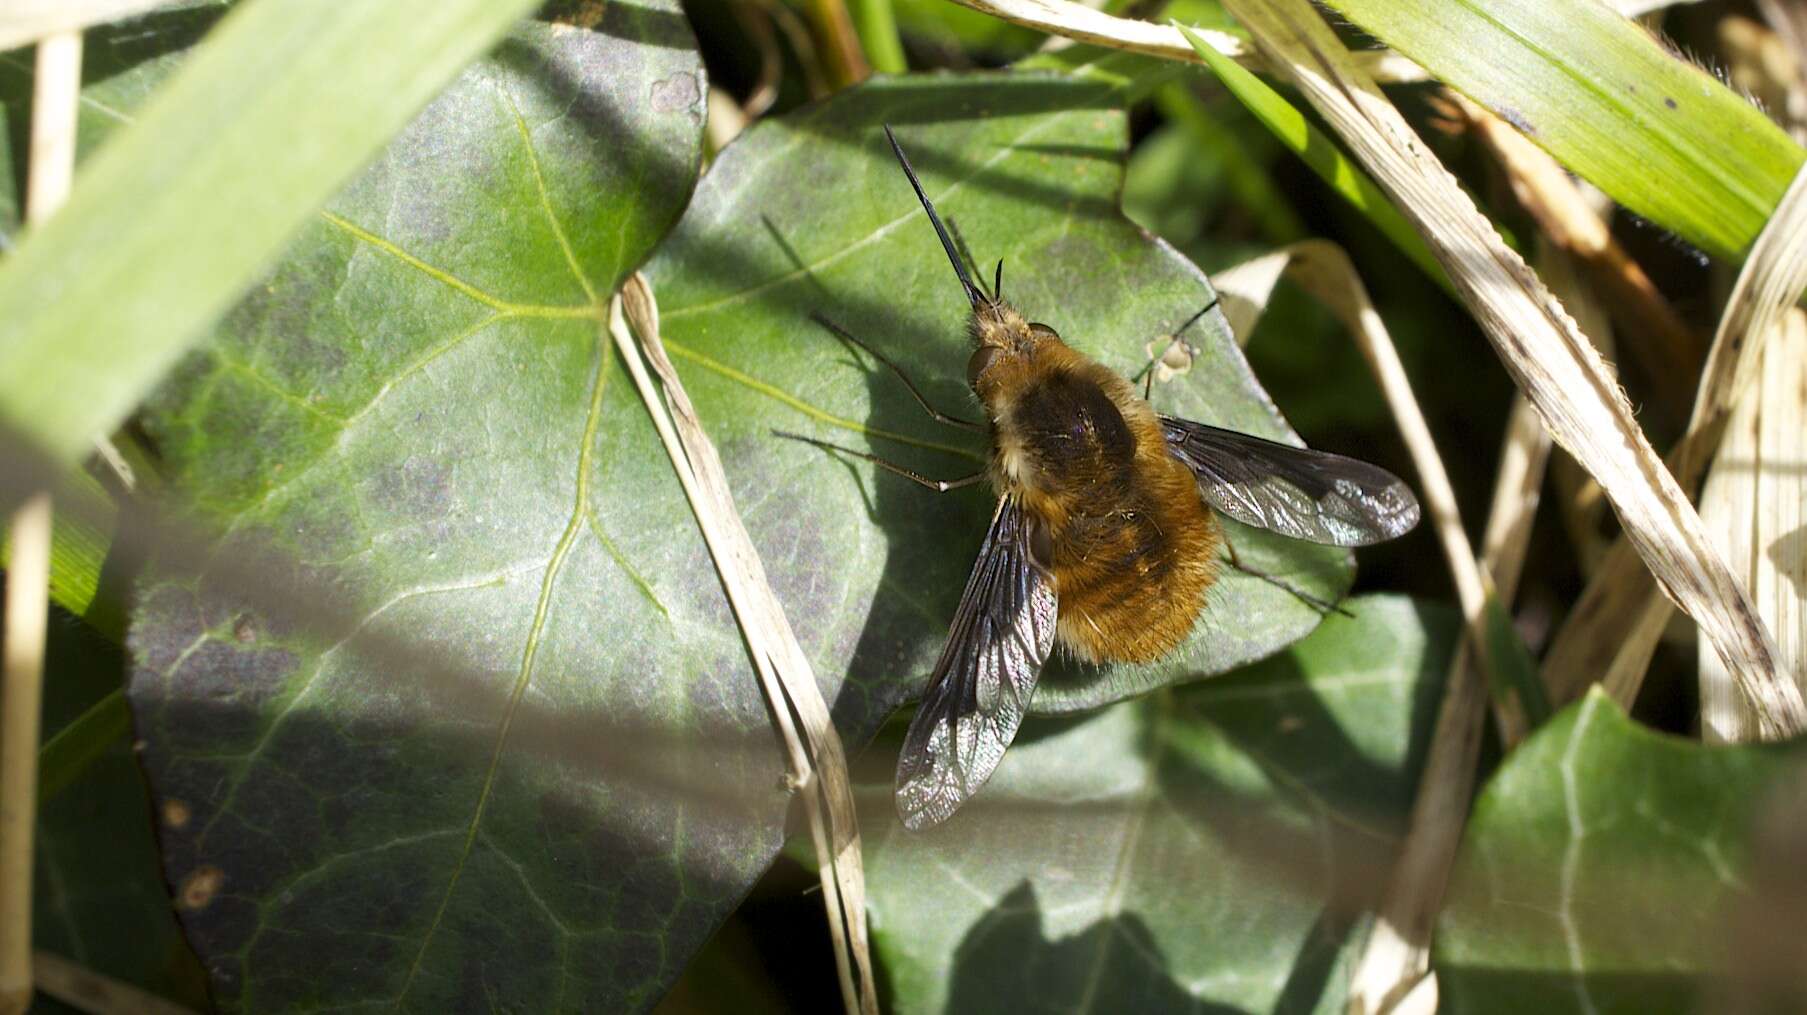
[985, 349, 1221, 664]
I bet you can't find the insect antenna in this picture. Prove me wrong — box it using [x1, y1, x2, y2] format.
[883, 125, 987, 310]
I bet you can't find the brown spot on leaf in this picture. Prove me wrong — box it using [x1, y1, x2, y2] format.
[650, 72, 699, 115]
[556, 0, 606, 29]
[1665, 97, 1678, 109]
[233, 615, 257, 643]
[179, 865, 225, 910]
[163, 799, 192, 829]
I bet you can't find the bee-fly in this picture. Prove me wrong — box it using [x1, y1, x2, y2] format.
[787, 127, 1421, 830]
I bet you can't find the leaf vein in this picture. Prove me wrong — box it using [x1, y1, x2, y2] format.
[395, 324, 612, 1002]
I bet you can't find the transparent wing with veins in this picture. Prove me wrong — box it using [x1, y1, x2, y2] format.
[895, 497, 1058, 831]
[1160, 415, 1421, 546]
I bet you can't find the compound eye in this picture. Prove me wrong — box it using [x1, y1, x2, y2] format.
[967, 346, 1002, 386]
[1027, 322, 1059, 341]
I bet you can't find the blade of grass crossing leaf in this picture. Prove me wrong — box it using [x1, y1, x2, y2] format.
[612, 276, 878, 1015]
[1176, 23, 1447, 293]
[1321, 0, 1805, 259]
[0, 0, 544, 466]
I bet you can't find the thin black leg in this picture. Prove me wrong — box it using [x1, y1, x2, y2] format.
[1133, 297, 1223, 400]
[810, 313, 984, 432]
[774, 430, 986, 493]
[1222, 533, 1354, 618]
[944, 216, 992, 300]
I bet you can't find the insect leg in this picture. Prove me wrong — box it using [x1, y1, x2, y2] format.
[943, 216, 993, 300]
[810, 313, 985, 432]
[773, 429, 986, 492]
[1221, 533, 1355, 618]
[1133, 297, 1223, 400]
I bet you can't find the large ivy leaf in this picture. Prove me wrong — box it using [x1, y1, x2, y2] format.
[105, 26, 1363, 1014]
[644, 62, 1352, 716]
[862, 595, 1456, 1012]
[0, 0, 546, 465]
[122, 8, 723, 1010]
[1435, 689, 1807, 1012]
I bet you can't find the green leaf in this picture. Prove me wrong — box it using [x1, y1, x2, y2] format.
[115, 36, 1359, 1012]
[1176, 22, 1448, 292]
[0, 0, 544, 465]
[1319, 0, 1806, 260]
[646, 64, 1352, 714]
[35, 612, 209, 1011]
[864, 595, 1456, 1012]
[1435, 688, 1807, 1012]
[124, 10, 713, 1010]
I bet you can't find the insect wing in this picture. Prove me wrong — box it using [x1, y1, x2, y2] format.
[896, 498, 1058, 830]
[1160, 415, 1420, 546]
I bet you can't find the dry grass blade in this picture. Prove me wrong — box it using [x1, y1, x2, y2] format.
[1215, 240, 1551, 1013]
[1349, 246, 1590, 1014]
[31, 952, 197, 1015]
[1215, 241, 1539, 739]
[1698, 310, 1807, 742]
[1543, 161, 1807, 724]
[1208, 248, 1291, 345]
[609, 275, 877, 1015]
[1218, 0, 1805, 739]
[0, 31, 80, 1015]
[941, 0, 1425, 81]
[0, 495, 51, 1015]
[1457, 95, 1703, 422]
[804, 0, 871, 87]
[1214, 244, 1481, 635]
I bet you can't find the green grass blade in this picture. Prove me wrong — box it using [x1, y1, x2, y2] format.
[1, 468, 119, 638]
[1176, 22, 1448, 290]
[1152, 81, 1307, 243]
[0, 0, 542, 465]
[37, 688, 130, 803]
[1322, 0, 1805, 260]
[1481, 590, 1549, 729]
[853, 0, 909, 73]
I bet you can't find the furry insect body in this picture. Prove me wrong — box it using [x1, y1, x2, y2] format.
[846, 125, 1420, 831]
[972, 304, 1220, 663]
